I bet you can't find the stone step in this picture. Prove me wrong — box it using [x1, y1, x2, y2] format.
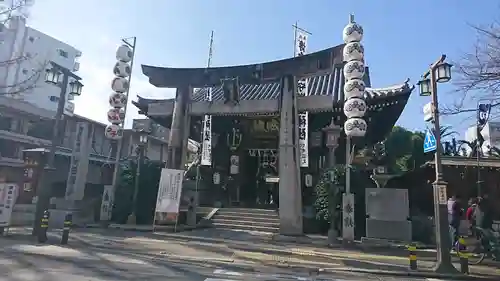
[216, 210, 279, 218]
[213, 218, 280, 227]
[215, 214, 279, 223]
[212, 222, 279, 233]
[219, 208, 277, 213]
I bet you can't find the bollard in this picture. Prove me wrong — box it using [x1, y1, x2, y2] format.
[408, 244, 417, 270]
[458, 236, 469, 274]
[37, 210, 50, 243]
[60, 213, 72, 245]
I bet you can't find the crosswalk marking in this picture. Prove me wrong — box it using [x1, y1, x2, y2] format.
[212, 269, 243, 276]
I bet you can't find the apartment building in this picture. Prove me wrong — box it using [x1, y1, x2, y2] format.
[0, 16, 80, 115]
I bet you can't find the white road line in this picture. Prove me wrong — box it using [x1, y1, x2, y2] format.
[213, 269, 244, 276]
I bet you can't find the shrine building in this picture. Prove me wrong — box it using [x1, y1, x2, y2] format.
[133, 18, 415, 235]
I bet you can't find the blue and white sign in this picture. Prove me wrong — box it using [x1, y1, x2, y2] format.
[423, 129, 437, 153]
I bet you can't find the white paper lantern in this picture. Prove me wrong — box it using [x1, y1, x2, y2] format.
[116, 45, 133, 63]
[107, 108, 125, 124]
[344, 60, 365, 81]
[343, 42, 364, 62]
[104, 124, 123, 140]
[111, 77, 129, 93]
[344, 118, 367, 137]
[343, 98, 367, 118]
[343, 79, 365, 100]
[109, 92, 127, 108]
[113, 61, 131, 78]
[342, 22, 364, 43]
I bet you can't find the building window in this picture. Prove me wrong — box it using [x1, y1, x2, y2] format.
[28, 36, 35, 42]
[57, 48, 68, 58]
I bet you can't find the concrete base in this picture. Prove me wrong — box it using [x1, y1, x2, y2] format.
[327, 228, 340, 245]
[126, 213, 137, 225]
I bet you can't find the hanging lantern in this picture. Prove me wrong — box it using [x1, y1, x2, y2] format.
[104, 124, 123, 140]
[342, 22, 364, 43]
[343, 98, 367, 118]
[343, 60, 365, 80]
[343, 42, 364, 62]
[111, 77, 129, 93]
[343, 79, 365, 100]
[344, 118, 367, 137]
[116, 45, 133, 62]
[113, 61, 132, 78]
[109, 92, 127, 108]
[107, 108, 125, 124]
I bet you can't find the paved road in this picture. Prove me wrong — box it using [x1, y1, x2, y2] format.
[0, 238, 440, 281]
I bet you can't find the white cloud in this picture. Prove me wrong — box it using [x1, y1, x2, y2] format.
[73, 39, 175, 128]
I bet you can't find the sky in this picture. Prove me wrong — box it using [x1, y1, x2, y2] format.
[27, 0, 500, 138]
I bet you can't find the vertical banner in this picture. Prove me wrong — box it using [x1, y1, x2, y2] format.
[65, 122, 90, 201]
[342, 193, 355, 241]
[201, 88, 212, 166]
[100, 185, 114, 221]
[477, 103, 491, 147]
[154, 168, 184, 223]
[0, 183, 18, 227]
[477, 103, 491, 127]
[295, 30, 309, 167]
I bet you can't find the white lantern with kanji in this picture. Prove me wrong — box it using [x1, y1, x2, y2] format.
[343, 98, 367, 118]
[109, 92, 127, 108]
[107, 108, 125, 124]
[343, 42, 364, 62]
[105, 124, 123, 140]
[113, 61, 131, 78]
[342, 22, 364, 43]
[116, 45, 133, 62]
[111, 77, 129, 93]
[344, 60, 365, 81]
[344, 118, 367, 137]
[343, 79, 365, 100]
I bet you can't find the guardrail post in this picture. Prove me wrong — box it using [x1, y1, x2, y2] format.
[61, 213, 72, 245]
[458, 236, 469, 274]
[408, 243, 417, 270]
[37, 210, 50, 243]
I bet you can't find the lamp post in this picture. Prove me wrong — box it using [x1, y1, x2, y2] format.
[33, 62, 83, 236]
[127, 129, 149, 224]
[323, 119, 341, 244]
[417, 55, 457, 274]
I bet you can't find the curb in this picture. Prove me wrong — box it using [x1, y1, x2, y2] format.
[329, 268, 496, 280]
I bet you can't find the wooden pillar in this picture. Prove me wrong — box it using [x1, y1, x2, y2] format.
[166, 85, 191, 170]
[278, 75, 303, 235]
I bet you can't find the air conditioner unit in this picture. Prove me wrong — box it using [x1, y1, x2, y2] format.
[73, 62, 80, 72]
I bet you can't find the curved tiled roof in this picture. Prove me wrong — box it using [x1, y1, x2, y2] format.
[191, 67, 412, 103]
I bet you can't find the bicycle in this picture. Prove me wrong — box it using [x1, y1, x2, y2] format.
[455, 227, 500, 265]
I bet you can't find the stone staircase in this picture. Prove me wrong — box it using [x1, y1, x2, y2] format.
[212, 208, 280, 233]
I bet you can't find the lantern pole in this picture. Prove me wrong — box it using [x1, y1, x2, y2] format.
[109, 37, 137, 220]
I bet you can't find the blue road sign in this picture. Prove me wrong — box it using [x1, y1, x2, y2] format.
[423, 129, 437, 153]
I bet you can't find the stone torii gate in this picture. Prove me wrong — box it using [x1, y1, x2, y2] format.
[141, 45, 344, 235]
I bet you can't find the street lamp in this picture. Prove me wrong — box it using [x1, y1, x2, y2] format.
[69, 80, 83, 96]
[418, 55, 457, 274]
[33, 62, 83, 236]
[127, 129, 149, 224]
